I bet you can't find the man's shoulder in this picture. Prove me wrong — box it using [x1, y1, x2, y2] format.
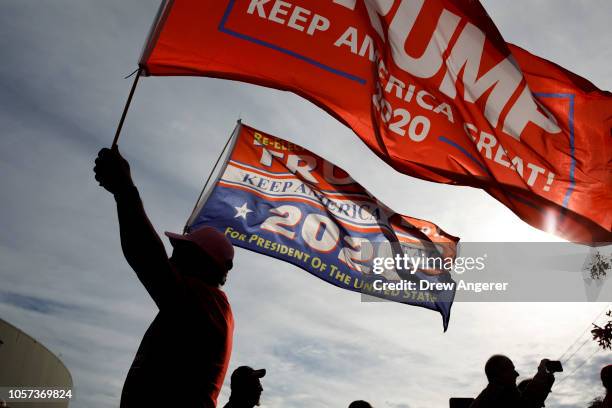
[476, 384, 501, 397]
[185, 277, 229, 301]
[471, 384, 515, 408]
[183, 278, 233, 321]
[160, 276, 232, 319]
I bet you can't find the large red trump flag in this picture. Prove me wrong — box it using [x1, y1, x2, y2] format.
[139, 0, 612, 243]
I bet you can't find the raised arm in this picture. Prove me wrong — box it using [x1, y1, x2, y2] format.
[94, 147, 180, 308]
[520, 359, 555, 408]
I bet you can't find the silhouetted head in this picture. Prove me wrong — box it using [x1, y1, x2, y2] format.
[602, 365, 612, 390]
[485, 355, 519, 387]
[229, 366, 265, 407]
[166, 227, 234, 286]
[348, 401, 373, 408]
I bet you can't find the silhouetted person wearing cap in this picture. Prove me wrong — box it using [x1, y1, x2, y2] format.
[223, 366, 265, 408]
[348, 401, 373, 408]
[94, 147, 234, 408]
[470, 355, 555, 408]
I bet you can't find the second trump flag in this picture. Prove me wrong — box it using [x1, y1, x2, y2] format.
[186, 123, 459, 330]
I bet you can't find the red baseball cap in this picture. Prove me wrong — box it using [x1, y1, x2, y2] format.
[165, 226, 234, 271]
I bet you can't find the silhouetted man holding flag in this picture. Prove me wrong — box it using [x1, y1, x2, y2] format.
[94, 146, 235, 407]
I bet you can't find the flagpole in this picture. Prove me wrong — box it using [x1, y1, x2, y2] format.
[111, 67, 143, 148]
[183, 120, 242, 233]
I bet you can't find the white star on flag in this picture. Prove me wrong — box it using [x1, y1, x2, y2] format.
[234, 202, 253, 219]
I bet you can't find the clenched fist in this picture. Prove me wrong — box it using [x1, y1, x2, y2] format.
[94, 146, 134, 195]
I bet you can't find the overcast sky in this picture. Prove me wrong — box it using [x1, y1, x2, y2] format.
[0, 1, 610, 407]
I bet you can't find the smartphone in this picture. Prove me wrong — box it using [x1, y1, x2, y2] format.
[449, 398, 475, 408]
[545, 360, 563, 373]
